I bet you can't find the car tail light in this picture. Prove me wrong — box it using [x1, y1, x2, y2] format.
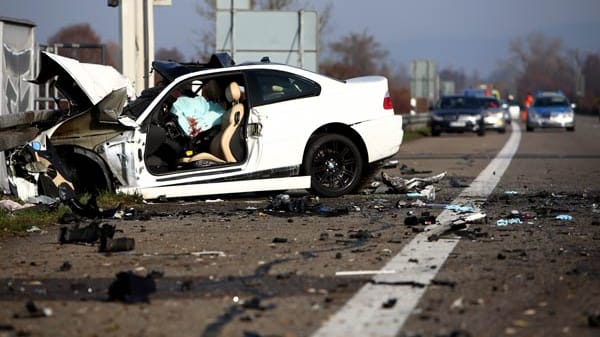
[383, 95, 393, 110]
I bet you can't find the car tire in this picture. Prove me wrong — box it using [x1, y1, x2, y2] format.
[431, 128, 441, 137]
[526, 124, 534, 132]
[477, 128, 485, 136]
[303, 134, 364, 198]
[497, 128, 506, 134]
[566, 126, 575, 132]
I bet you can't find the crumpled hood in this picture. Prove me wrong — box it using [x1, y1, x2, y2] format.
[31, 52, 135, 113]
[532, 106, 571, 116]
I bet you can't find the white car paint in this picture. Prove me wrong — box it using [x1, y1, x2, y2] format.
[7, 53, 404, 200]
[37, 52, 135, 105]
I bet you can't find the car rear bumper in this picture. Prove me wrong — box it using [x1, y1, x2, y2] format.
[352, 114, 403, 163]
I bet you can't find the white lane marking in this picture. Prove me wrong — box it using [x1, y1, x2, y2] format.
[312, 124, 522, 337]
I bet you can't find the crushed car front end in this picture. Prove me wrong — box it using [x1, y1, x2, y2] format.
[5, 52, 137, 201]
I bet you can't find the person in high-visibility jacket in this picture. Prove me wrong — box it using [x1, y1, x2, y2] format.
[522, 92, 533, 122]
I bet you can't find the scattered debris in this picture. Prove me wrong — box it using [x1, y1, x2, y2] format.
[26, 195, 57, 205]
[450, 297, 464, 311]
[0, 199, 31, 211]
[382, 298, 397, 308]
[431, 279, 457, 288]
[335, 270, 396, 276]
[272, 237, 288, 243]
[371, 280, 426, 288]
[348, 229, 374, 240]
[58, 261, 72, 272]
[108, 271, 157, 303]
[404, 212, 437, 227]
[269, 194, 307, 213]
[406, 185, 436, 200]
[190, 251, 226, 257]
[555, 214, 573, 221]
[122, 207, 153, 221]
[26, 225, 42, 233]
[58, 221, 115, 244]
[443, 204, 475, 213]
[264, 193, 349, 216]
[13, 300, 52, 319]
[99, 236, 135, 253]
[588, 311, 600, 328]
[317, 205, 350, 217]
[381, 171, 447, 194]
[383, 159, 399, 168]
[497, 218, 523, 226]
[241, 297, 275, 311]
[399, 164, 432, 175]
[425, 207, 487, 241]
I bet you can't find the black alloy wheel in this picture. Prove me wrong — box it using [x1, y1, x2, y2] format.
[303, 134, 364, 197]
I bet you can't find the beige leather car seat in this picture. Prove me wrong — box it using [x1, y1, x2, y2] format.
[180, 82, 244, 164]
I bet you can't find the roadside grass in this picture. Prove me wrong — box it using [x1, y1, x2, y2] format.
[0, 191, 143, 235]
[403, 127, 431, 142]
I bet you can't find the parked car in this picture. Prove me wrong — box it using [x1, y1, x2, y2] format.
[4, 52, 404, 200]
[428, 95, 486, 136]
[526, 91, 575, 132]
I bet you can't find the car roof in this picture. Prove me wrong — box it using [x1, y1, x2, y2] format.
[153, 53, 235, 83]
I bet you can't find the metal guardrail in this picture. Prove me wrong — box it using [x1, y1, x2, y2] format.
[400, 112, 430, 130]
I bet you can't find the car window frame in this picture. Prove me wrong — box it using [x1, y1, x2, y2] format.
[245, 69, 321, 107]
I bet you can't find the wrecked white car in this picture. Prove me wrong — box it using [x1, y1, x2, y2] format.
[3, 52, 403, 200]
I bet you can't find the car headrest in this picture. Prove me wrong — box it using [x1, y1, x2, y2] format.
[202, 79, 221, 101]
[225, 82, 241, 103]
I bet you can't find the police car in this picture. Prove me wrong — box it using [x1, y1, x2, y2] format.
[526, 91, 575, 132]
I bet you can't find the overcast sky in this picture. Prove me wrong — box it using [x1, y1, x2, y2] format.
[1, 0, 599, 76]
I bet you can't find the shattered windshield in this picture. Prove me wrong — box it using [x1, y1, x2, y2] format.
[122, 86, 164, 119]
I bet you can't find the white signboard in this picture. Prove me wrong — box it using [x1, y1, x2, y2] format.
[216, 10, 318, 71]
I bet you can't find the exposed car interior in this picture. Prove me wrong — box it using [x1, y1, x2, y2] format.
[143, 75, 248, 174]
[179, 81, 246, 166]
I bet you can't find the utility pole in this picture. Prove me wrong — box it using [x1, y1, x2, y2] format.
[108, 0, 172, 95]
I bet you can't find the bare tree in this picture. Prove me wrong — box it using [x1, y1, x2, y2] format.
[581, 52, 600, 113]
[321, 31, 388, 78]
[47, 23, 116, 67]
[156, 47, 185, 62]
[507, 32, 575, 99]
[320, 31, 410, 113]
[439, 67, 468, 93]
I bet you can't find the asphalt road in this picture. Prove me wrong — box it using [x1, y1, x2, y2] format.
[0, 116, 599, 337]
